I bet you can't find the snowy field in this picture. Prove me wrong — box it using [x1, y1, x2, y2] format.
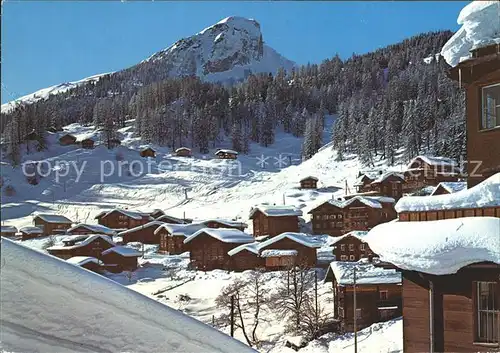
[0, 116, 406, 352]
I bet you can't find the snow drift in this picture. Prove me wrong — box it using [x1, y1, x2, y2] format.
[441, 0, 500, 67]
[365, 217, 500, 275]
[0, 238, 255, 353]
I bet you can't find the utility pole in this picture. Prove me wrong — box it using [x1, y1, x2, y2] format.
[315, 271, 319, 333]
[230, 295, 235, 337]
[283, 193, 286, 205]
[184, 189, 188, 200]
[353, 267, 358, 353]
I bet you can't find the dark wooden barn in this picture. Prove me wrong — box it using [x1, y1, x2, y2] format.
[140, 147, 156, 158]
[215, 149, 238, 160]
[300, 176, 318, 189]
[59, 134, 77, 146]
[324, 261, 402, 333]
[201, 219, 247, 232]
[183, 228, 254, 270]
[97, 209, 152, 229]
[117, 220, 165, 244]
[430, 181, 467, 196]
[80, 138, 95, 149]
[329, 231, 375, 262]
[66, 256, 103, 273]
[101, 246, 142, 272]
[47, 234, 116, 260]
[33, 214, 73, 236]
[19, 226, 43, 240]
[0, 225, 18, 238]
[402, 155, 460, 193]
[66, 223, 116, 237]
[175, 147, 192, 157]
[257, 232, 321, 268]
[227, 242, 264, 271]
[155, 223, 205, 254]
[249, 205, 302, 237]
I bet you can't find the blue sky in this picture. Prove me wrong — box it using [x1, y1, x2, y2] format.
[1, 1, 467, 104]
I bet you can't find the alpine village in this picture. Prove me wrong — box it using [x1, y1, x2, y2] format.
[1, 1, 499, 353]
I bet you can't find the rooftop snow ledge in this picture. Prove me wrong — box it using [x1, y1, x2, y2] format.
[441, 1, 500, 67]
[0, 238, 256, 353]
[395, 173, 499, 212]
[365, 217, 500, 275]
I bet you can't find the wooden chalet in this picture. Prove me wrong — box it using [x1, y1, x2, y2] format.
[448, 43, 500, 188]
[66, 256, 102, 273]
[80, 138, 95, 149]
[156, 214, 189, 224]
[149, 209, 165, 219]
[257, 232, 321, 269]
[47, 234, 115, 260]
[117, 220, 165, 245]
[140, 147, 156, 158]
[324, 261, 402, 333]
[227, 242, 264, 271]
[175, 147, 192, 157]
[97, 209, 152, 229]
[397, 173, 500, 222]
[354, 172, 405, 200]
[329, 231, 375, 262]
[58, 134, 77, 146]
[215, 149, 238, 160]
[367, 217, 500, 352]
[402, 156, 460, 193]
[154, 223, 205, 254]
[0, 225, 18, 237]
[201, 219, 247, 232]
[183, 228, 254, 271]
[19, 226, 43, 240]
[33, 214, 73, 236]
[431, 181, 467, 196]
[249, 205, 302, 237]
[300, 176, 318, 189]
[66, 223, 116, 237]
[101, 246, 142, 272]
[309, 196, 396, 236]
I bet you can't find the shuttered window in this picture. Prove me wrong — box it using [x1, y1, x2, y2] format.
[475, 281, 499, 343]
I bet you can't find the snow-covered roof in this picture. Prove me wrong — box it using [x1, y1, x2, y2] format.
[215, 149, 238, 155]
[365, 217, 500, 275]
[1, 238, 255, 352]
[101, 209, 151, 220]
[66, 256, 101, 267]
[325, 261, 401, 286]
[441, 1, 500, 67]
[260, 249, 298, 258]
[117, 221, 165, 236]
[201, 219, 248, 228]
[300, 176, 318, 182]
[249, 204, 303, 218]
[431, 181, 468, 196]
[102, 246, 142, 257]
[370, 172, 405, 184]
[310, 195, 395, 213]
[175, 147, 191, 152]
[328, 231, 369, 246]
[141, 146, 156, 152]
[34, 214, 73, 224]
[184, 228, 254, 244]
[156, 214, 188, 224]
[19, 226, 43, 234]
[47, 234, 115, 251]
[258, 232, 322, 250]
[396, 173, 499, 212]
[67, 223, 116, 236]
[154, 223, 206, 237]
[228, 242, 260, 256]
[353, 171, 380, 186]
[0, 226, 18, 233]
[407, 155, 458, 168]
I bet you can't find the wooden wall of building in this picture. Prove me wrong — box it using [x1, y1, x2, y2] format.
[399, 207, 500, 222]
[252, 211, 299, 237]
[333, 236, 374, 262]
[259, 237, 316, 267]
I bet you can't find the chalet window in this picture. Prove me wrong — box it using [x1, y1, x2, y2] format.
[360, 244, 365, 251]
[356, 309, 362, 319]
[330, 222, 336, 228]
[338, 214, 343, 219]
[340, 255, 348, 261]
[322, 215, 329, 220]
[330, 215, 336, 220]
[349, 255, 355, 261]
[475, 282, 499, 344]
[379, 290, 388, 300]
[340, 244, 346, 251]
[349, 244, 354, 251]
[481, 83, 500, 130]
[336, 222, 343, 228]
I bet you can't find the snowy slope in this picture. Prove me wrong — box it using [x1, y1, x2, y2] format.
[1, 73, 109, 114]
[2, 16, 294, 112]
[0, 238, 256, 353]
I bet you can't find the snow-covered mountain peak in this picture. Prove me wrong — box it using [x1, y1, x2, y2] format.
[143, 16, 294, 80]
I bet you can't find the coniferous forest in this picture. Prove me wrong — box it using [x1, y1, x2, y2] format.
[1, 30, 465, 166]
